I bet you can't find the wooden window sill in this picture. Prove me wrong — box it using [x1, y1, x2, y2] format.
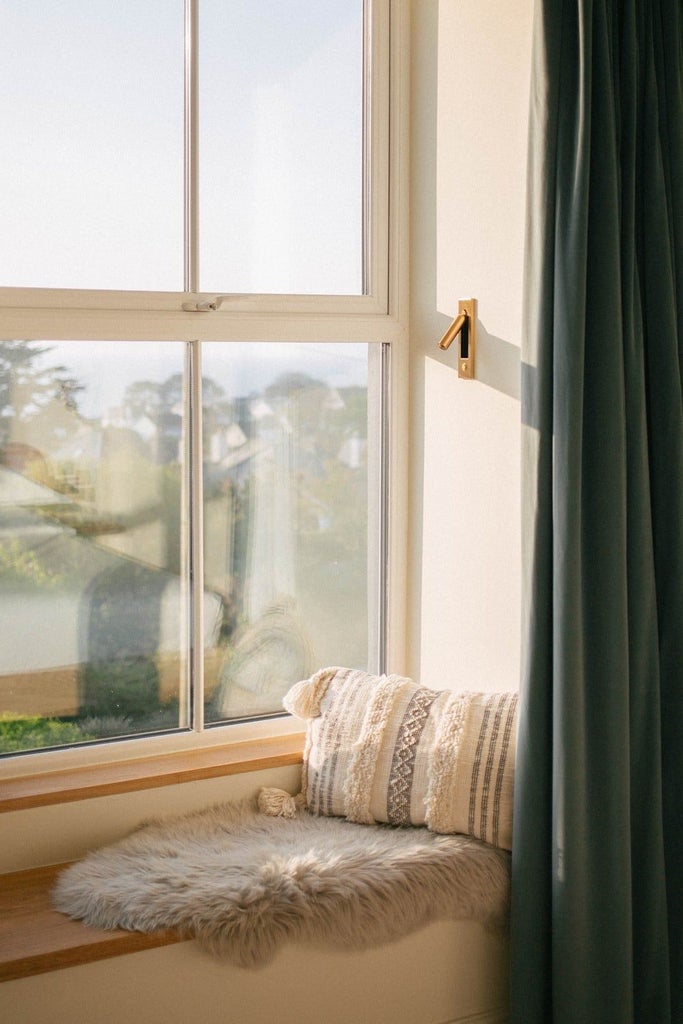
[0, 733, 305, 813]
[0, 863, 187, 982]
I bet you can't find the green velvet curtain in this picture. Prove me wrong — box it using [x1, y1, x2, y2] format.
[511, 2, 683, 1022]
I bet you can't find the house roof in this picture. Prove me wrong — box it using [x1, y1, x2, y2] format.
[0, 466, 72, 507]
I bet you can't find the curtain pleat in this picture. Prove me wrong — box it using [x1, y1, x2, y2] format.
[511, 2, 683, 1021]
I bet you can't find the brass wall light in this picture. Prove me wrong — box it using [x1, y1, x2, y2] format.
[437, 298, 477, 379]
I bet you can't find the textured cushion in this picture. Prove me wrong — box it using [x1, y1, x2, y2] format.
[283, 667, 518, 851]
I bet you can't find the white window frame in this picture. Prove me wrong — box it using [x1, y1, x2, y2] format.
[0, 0, 409, 775]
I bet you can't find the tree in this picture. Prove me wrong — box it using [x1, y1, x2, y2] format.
[121, 380, 162, 421]
[0, 341, 84, 448]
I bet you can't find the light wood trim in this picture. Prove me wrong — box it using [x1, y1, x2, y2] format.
[0, 734, 305, 813]
[0, 863, 185, 982]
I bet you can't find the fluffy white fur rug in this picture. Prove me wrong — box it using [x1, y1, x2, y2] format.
[53, 797, 510, 967]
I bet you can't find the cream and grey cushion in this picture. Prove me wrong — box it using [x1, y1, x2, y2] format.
[283, 667, 518, 851]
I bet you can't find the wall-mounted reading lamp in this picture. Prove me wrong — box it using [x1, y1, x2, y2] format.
[437, 298, 477, 379]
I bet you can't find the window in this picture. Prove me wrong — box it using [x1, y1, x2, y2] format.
[0, 1, 406, 762]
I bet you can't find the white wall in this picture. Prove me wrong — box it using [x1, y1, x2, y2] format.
[408, 0, 533, 692]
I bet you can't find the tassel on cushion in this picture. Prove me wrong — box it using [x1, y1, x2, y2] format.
[258, 787, 302, 818]
[282, 666, 342, 719]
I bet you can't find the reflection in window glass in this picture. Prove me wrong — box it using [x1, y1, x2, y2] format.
[202, 343, 372, 721]
[0, 340, 378, 751]
[200, 1, 364, 295]
[0, 341, 188, 754]
[0, 2, 184, 290]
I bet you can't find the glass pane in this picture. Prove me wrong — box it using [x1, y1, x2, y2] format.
[0, 2, 184, 290]
[202, 342, 375, 721]
[0, 341, 188, 755]
[200, 1, 364, 295]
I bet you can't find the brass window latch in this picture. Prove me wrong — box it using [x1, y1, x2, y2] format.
[437, 298, 477, 379]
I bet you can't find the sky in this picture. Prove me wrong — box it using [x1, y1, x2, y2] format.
[0, 0, 363, 295]
[29, 340, 369, 421]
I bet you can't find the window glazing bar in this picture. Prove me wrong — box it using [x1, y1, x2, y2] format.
[184, 0, 199, 294]
[366, 341, 390, 676]
[377, 342, 390, 674]
[184, 0, 204, 731]
[362, 0, 371, 297]
[187, 339, 205, 732]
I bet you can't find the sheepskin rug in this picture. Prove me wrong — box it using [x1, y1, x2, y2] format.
[52, 797, 510, 967]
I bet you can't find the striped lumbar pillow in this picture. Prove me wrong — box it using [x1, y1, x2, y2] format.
[283, 667, 518, 851]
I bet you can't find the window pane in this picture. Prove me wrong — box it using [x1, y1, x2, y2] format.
[200, 1, 364, 295]
[0, 341, 188, 755]
[202, 343, 375, 721]
[0, 2, 184, 290]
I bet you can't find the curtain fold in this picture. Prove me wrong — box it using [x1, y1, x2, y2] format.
[511, 2, 683, 1021]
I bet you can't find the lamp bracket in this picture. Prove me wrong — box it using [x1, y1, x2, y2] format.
[437, 298, 477, 379]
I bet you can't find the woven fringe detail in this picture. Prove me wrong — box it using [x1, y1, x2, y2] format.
[386, 688, 439, 826]
[344, 674, 412, 824]
[425, 691, 473, 833]
[282, 666, 345, 720]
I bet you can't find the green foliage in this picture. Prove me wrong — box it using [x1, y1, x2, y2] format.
[0, 539, 65, 588]
[81, 658, 161, 721]
[0, 701, 181, 755]
[0, 714, 96, 754]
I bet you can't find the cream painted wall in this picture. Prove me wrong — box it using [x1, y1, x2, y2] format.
[408, 0, 533, 692]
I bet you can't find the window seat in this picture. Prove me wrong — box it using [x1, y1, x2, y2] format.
[2, 804, 509, 984]
[0, 862, 186, 982]
[0, 861, 510, 1024]
[0, 785, 510, 1023]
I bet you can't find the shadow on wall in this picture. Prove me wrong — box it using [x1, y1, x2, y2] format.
[471, 323, 520, 401]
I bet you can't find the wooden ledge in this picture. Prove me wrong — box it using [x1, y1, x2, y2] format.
[0, 863, 186, 982]
[0, 733, 305, 813]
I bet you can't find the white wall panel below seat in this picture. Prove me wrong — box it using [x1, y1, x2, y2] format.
[0, 920, 509, 1024]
